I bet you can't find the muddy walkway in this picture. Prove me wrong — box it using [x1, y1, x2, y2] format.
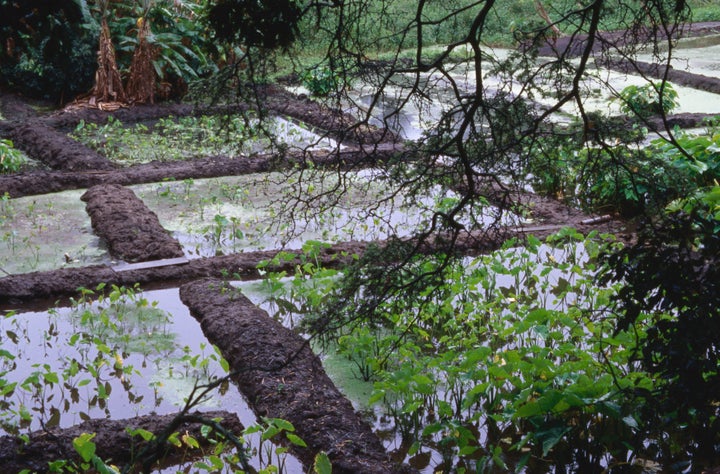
[0, 410, 243, 473]
[0, 242, 353, 306]
[0, 143, 405, 199]
[537, 21, 720, 59]
[82, 184, 185, 262]
[534, 21, 720, 96]
[10, 121, 116, 171]
[607, 58, 720, 95]
[34, 86, 397, 146]
[180, 278, 411, 473]
[0, 86, 399, 198]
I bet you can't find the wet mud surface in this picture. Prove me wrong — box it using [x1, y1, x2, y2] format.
[537, 21, 720, 59]
[0, 219, 622, 307]
[82, 184, 185, 262]
[264, 87, 398, 145]
[11, 122, 115, 171]
[0, 144, 405, 199]
[0, 410, 243, 473]
[180, 278, 411, 473]
[607, 58, 720, 95]
[535, 21, 720, 95]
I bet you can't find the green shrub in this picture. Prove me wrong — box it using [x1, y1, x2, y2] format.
[0, 2, 98, 101]
[526, 122, 720, 216]
[272, 231, 654, 471]
[113, 0, 221, 98]
[300, 66, 342, 97]
[652, 130, 720, 188]
[616, 82, 679, 119]
[602, 186, 720, 468]
[527, 138, 681, 216]
[0, 139, 27, 174]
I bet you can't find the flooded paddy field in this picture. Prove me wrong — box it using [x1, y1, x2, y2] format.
[1, 24, 720, 472]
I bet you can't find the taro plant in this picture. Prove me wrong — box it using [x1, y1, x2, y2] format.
[0, 283, 278, 471]
[651, 130, 720, 188]
[526, 132, 703, 216]
[72, 115, 260, 165]
[244, 417, 307, 471]
[527, 121, 720, 217]
[360, 231, 649, 471]
[616, 82, 679, 119]
[0, 139, 27, 174]
[0, 192, 13, 222]
[203, 214, 246, 255]
[266, 230, 663, 472]
[301, 64, 342, 97]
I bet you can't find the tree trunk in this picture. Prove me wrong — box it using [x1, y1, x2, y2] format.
[126, 18, 157, 104]
[534, 0, 561, 38]
[91, 18, 126, 104]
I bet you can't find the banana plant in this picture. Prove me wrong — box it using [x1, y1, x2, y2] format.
[119, 0, 218, 101]
[125, 0, 157, 103]
[91, 0, 127, 103]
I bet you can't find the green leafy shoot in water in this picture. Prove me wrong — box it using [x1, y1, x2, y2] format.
[0, 139, 27, 174]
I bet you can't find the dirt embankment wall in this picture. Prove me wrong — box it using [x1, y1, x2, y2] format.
[0, 410, 243, 473]
[180, 278, 413, 473]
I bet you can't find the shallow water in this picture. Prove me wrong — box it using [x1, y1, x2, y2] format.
[1, 285, 306, 472]
[0, 189, 111, 274]
[347, 40, 720, 139]
[0, 275, 435, 471]
[637, 34, 720, 79]
[0, 288, 247, 433]
[133, 171, 512, 258]
[2, 37, 717, 473]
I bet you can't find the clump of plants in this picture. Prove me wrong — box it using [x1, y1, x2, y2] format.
[0, 139, 29, 174]
[263, 230, 666, 471]
[601, 185, 720, 470]
[0, 281, 321, 472]
[527, 139, 681, 216]
[71, 115, 261, 165]
[616, 82, 679, 119]
[301, 65, 343, 97]
[526, 115, 720, 216]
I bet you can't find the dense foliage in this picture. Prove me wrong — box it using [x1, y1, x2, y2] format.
[0, 0, 97, 101]
[208, 0, 301, 50]
[602, 187, 720, 466]
[236, 0, 720, 470]
[527, 119, 720, 216]
[0, 139, 28, 174]
[266, 232, 659, 471]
